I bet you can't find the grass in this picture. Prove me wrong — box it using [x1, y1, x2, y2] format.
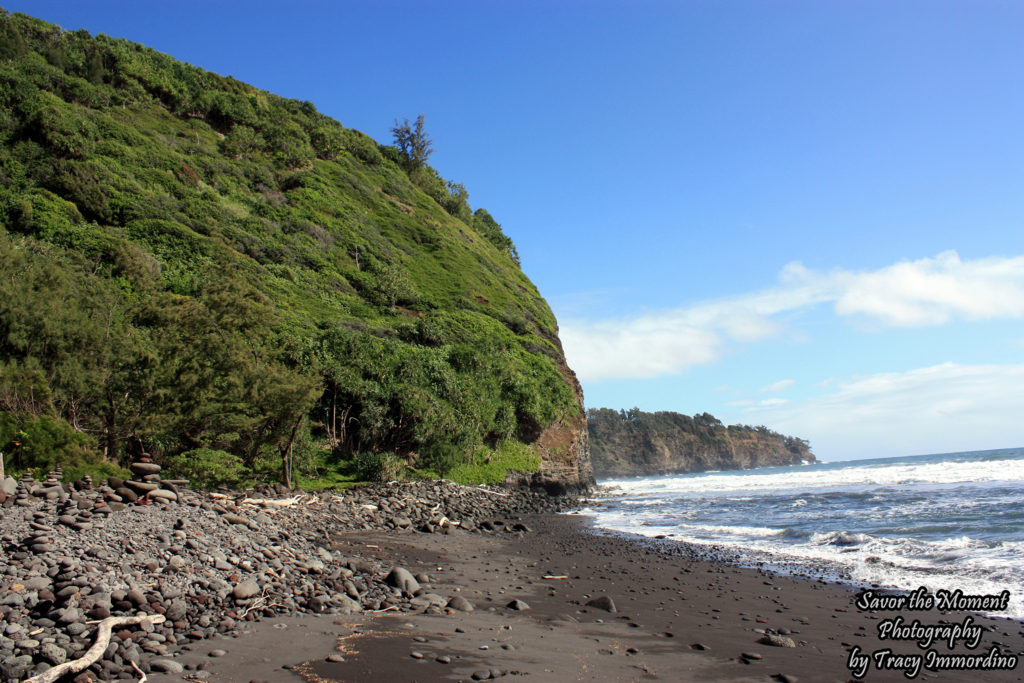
[446, 441, 541, 485]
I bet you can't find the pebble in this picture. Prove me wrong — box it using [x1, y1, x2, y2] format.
[585, 595, 617, 613]
[447, 595, 475, 612]
[150, 658, 185, 673]
[0, 478, 574, 678]
[232, 579, 260, 600]
[759, 634, 797, 648]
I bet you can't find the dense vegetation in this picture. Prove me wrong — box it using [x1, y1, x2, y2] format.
[587, 407, 814, 477]
[0, 10, 578, 486]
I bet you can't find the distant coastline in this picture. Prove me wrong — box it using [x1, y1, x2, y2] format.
[588, 407, 814, 478]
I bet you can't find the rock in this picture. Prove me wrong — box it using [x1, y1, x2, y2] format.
[1, 654, 33, 680]
[57, 607, 83, 625]
[115, 487, 139, 503]
[1, 476, 16, 496]
[149, 489, 178, 502]
[130, 462, 162, 476]
[165, 600, 187, 621]
[506, 599, 530, 611]
[222, 513, 250, 527]
[208, 649, 227, 658]
[150, 658, 184, 674]
[232, 579, 260, 600]
[125, 480, 159, 493]
[385, 567, 420, 594]
[39, 642, 67, 665]
[758, 634, 797, 648]
[585, 595, 617, 613]
[336, 595, 362, 615]
[23, 576, 51, 591]
[447, 595, 475, 612]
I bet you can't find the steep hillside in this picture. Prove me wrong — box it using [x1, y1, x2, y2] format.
[0, 10, 592, 490]
[588, 408, 814, 478]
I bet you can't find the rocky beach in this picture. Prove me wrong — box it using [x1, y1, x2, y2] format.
[3, 469, 1024, 682]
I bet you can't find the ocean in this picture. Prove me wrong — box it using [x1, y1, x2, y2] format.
[580, 447, 1024, 619]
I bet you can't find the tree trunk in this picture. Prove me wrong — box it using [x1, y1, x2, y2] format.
[280, 414, 304, 489]
[103, 398, 118, 464]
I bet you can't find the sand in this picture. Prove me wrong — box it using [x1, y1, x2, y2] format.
[149, 514, 1024, 682]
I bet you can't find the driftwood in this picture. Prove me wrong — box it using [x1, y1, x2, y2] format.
[473, 486, 510, 497]
[129, 659, 148, 683]
[25, 614, 167, 683]
[240, 496, 303, 507]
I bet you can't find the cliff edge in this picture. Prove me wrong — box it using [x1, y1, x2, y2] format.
[588, 408, 813, 478]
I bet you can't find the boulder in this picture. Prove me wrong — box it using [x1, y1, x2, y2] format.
[385, 567, 420, 594]
[585, 595, 617, 613]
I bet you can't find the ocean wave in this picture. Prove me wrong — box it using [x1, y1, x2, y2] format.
[603, 452, 1024, 498]
[813, 530, 872, 547]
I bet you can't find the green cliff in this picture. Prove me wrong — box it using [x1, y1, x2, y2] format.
[588, 408, 814, 478]
[0, 10, 592, 490]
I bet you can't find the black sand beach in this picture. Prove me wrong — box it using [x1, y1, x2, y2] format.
[150, 514, 1024, 683]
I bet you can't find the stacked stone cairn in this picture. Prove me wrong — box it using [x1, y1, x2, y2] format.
[13, 473, 35, 507]
[105, 454, 175, 506]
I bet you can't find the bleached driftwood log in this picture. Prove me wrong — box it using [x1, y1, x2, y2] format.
[240, 496, 303, 507]
[25, 614, 167, 683]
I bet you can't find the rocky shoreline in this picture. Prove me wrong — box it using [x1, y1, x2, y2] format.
[4, 471, 1024, 682]
[0, 470, 575, 682]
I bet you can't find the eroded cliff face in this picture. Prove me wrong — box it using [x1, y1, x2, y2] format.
[588, 408, 813, 478]
[508, 355, 594, 494]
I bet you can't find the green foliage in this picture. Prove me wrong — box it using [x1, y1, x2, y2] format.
[587, 407, 814, 472]
[353, 451, 405, 483]
[0, 11, 577, 488]
[0, 411, 98, 474]
[166, 448, 248, 489]
[390, 113, 433, 172]
[446, 441, 541, 485]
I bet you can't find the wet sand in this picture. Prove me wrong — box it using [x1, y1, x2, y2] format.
[152, 514, 1024, 682]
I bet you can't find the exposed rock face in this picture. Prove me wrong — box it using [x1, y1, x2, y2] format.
[588, 408, 814, 478]
[509, 350, 594, 494]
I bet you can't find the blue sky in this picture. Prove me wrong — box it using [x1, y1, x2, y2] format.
[8, 1, 1023, 460]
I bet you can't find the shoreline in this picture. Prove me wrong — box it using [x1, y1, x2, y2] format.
[151, 512, 1024, 683]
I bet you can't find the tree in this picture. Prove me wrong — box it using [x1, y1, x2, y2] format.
[391, 113, 433, 173]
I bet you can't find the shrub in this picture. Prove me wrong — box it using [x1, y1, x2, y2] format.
[353, 451, 404, 482]
[446, 441, 540, 485]
[0, 412, 98, 475]
[166, 448, 248, 489]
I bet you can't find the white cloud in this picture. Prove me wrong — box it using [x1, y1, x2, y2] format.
[561, 251, 1024, 382]
[830, 251, 1024, 326]
[760, 378, 795, 393]
[733, 362, 1024, 461]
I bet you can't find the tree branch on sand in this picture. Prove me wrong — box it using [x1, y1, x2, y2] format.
[25, 614, 167, 683]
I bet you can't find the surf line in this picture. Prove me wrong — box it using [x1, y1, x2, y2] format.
[877, 615, 985, 650]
